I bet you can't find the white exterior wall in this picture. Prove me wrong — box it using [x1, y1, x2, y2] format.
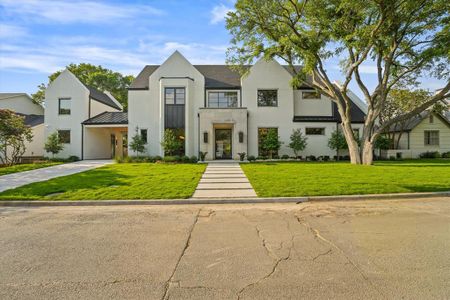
[0, 94, 44, 115]
[44, 70, 89, 159]
[294, 90, 333, 116]
[23, 124, 45, 157]
[90, 98, 120, 117]
[409, 115, 450, 156]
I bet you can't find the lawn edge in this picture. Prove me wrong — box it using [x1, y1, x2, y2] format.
[0, 191, 449, 206]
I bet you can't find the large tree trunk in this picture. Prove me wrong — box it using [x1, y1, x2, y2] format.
[341, 121, 361, 164]
[362, 141, 374, 165]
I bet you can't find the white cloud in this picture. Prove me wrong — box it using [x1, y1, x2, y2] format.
[0, 0, 164, 24]
[0, 24, 27, 38]
[210, 4, 233, 24]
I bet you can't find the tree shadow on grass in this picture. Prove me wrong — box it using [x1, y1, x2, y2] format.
[400, 184, 450, 193]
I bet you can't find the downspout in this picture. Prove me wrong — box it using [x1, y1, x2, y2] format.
[88, 98, 91, 118]
[247, 111, 249, 156]
[81, 124, 84, 160]
[198, 112, 200, 158]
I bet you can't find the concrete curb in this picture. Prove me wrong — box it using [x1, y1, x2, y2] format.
[0, 191, 449, 207]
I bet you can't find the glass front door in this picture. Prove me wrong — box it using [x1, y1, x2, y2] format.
[215, 129, 232, 159]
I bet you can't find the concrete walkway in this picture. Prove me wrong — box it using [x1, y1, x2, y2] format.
[0, 160, 113, 192]
[192, 162, 257, 198]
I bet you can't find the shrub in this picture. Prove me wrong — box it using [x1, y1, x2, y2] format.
[154, 155, 163, 161]
[181, 155, 191, 163]
[257, 156, 268, 160]
[289, 129, 308, 157]
[67, 155, 80, 162]
[247, 155, 256, 162]
[307, 155, 317, 161]
[199, 151, 207, 161]
[323, 155, 330, 161]
[163, 156, 177, 163]
[281, 154, 290, 159]
[238, 152, 246, 161]
[173, 155, 181, 162]
[190, 156, 198, 163]
[442, 151, 450, 158]
[389, 156, 396, 160]
[419, 151, 441, 158]
[272, 154, 280, 159]
[115, 156, 124, 163]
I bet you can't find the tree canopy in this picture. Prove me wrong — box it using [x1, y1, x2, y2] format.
[226, 0, 450, 164]
[32, 63, 134, 110]
[0, 109, 33, 165]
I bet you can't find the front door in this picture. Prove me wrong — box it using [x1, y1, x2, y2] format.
[215, 129, 232, 159]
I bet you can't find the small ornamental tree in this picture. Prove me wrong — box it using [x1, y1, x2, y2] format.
[129, 127, 146, 156]
[261, 128, 282, 159]
[289, 129, 307, 158]
[374, 135, 391, 158]
[44, 132, 64, 158]
[161, 129, 183, 156]
[328, 130, 348, 160]
[0, 109, 33, 165]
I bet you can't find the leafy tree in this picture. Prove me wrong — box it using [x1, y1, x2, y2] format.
[289, 129, 307, 157]
[261, 128, 282, 159]
[44, 132, 64, 158]
[328, 130, 348, 160]
[129, 127, 146, 156]
[374, 135, 391, 158]
[161, 129, 183, 156]
[226, 0, 450, 165]
[31, 63, 134, 110]
[0, 109, 33, 165]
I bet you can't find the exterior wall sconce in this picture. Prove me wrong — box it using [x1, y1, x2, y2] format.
[239, 131, 244, 143]
[203, 131, 208, 143]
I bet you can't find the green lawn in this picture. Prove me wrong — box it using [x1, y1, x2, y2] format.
[0, 162, 62, 176]
[241, 160, 450, 197]
[0, 163, 206, 200]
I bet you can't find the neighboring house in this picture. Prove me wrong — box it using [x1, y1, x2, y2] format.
[384, 111, 450, 158]
[128, 51, 366, 160]
[0, 93, 45, 159]
[44, 69, 126, 159]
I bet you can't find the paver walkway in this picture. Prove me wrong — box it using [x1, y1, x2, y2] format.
[192, 162, 257, 198]
[0, 160, 113, 193]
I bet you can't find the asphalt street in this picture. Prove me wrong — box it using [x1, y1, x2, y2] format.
[1, 197, 449, 299]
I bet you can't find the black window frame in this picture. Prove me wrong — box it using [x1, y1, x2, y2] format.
[58, 98, 71, 115]
[207, 91, 239, 108]
[165, 87, 185, 105]
[140, 129, 148, 144]
[424, 130, 439, 146]
[305, 128, 325, 135]
[257, 89, 278, 107]
[57, 130, 71, 144]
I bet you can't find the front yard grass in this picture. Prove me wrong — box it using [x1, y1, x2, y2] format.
[0, 163, 206, 200]
[241, 159, 450, 197]
[0, 162, 62, 176]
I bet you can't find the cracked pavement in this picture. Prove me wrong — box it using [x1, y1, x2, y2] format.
[1, 197, 449, 299]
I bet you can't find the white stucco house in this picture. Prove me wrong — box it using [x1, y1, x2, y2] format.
[42, 51, 368, 160]
[0, 93, 45, 159]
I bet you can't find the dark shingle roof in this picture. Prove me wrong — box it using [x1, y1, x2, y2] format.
[82, 85, 121, 110]
[17, 114, 44, 127]
[129, 64, 311, 90]
[82, 112, 128, 125]
[293, 102, 366, 123]
[388, 111, 450, 132]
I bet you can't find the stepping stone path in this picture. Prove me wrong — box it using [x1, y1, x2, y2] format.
[192, 162, 257, 198]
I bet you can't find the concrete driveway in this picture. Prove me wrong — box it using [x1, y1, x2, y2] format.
[0, 160, 113, 192]
[0, 197, 449, 299]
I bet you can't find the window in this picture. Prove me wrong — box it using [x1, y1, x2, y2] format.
[165, 87, 185, 105]
[58, 130, 71, 144]
[424, 130, 439, 146]
[258, 128, 278, 157]
[140, 129, 148, 144]
[305, 128, 325, 135]
[302, 91, 321, 99]
[257, 90, 277, 107]
[58, 98, 71, 115]
[352, 128, 360, 138]
[208, 91, 238, 108]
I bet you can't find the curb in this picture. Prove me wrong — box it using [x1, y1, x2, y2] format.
[0, 191, 449, 207]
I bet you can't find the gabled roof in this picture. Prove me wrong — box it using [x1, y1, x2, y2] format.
[129, 64, 311, 90]
[83, 85, 122, 110]
[15, 113, 44, 127]
[82, 111, 128, 125]
[0, 93, 30, 100]
[388, 111, 450, 132]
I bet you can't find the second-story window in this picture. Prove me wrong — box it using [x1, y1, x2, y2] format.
[208, 91, 238, 108]
[58, 98, 71, 115]
[165, 88, 185, 105]
[257, 90, 278, 107]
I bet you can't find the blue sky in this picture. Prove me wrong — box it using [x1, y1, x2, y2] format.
[0, 0, 444, 98]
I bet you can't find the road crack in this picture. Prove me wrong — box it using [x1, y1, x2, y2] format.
[162, 209, 201, 300]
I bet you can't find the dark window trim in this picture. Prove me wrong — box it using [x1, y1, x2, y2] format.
[301, 91, 321, 100]
[424, 130, 439, 146]
[140, 129, 148, 144]
[305, 127, 326, 135]
[57, 129, 71, 144]
[58, 98, 71, 115]
[164, 87, 186, 105]
[257, 89, 278, 107]
[207, 90, 239, 108]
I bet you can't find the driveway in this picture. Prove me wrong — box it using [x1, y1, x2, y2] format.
[0, 160, 113, 192]
[0, 197, 449, 299]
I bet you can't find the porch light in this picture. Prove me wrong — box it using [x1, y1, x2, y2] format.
[239, 131, 244, 143]
[203, 131, 208, 143]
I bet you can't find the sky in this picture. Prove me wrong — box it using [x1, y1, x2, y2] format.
[0, 0, 445, 99]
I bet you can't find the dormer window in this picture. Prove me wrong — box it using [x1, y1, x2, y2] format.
[302, 91, 321, 99]
[58, 98, 71, 115]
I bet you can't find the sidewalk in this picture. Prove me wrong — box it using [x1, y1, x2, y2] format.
[0, 160, 113, 192]
[191, 162, 257, 198]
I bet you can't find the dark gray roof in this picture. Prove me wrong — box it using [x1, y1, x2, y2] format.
[388, 111, 450, 132]
[82, 84, 121, 110]
[129, 64, 311, 90]
[0, 93, 29, 100]
[16, 113, 44, 127]
[82, 112, 128, 125]
[293, 102, 366, 123]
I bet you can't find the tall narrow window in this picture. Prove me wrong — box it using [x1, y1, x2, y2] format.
[58, 98, 71, 115]
[58, 130, 71, 144]
[257, 90, 278, 107]
[424, 130, 439, 146]
[164, 87, 185, 155]
[140, 129, 148, 144]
